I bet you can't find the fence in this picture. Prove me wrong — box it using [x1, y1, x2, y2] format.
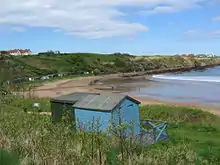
[136, 119, 168, 145]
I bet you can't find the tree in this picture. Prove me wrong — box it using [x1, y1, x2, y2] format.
[0, 51, 8, 55]
[0, 51, 8, 60]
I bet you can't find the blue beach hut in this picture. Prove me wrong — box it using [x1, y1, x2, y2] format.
[51, 92, 168, 144]
[51, 92, 141, 135]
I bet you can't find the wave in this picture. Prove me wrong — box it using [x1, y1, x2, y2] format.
[152, 75, 220, 83]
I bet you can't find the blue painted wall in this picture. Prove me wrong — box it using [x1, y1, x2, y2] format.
[74, 98, 140, 136]
[75, 108, 111, 132]
[112, 99, 140, 136]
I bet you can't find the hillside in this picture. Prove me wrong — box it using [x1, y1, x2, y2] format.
[0, 53, 220, 81]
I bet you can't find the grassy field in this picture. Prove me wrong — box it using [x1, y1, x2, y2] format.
[1, 53, 220, 81]
[1, 95, 220, 165]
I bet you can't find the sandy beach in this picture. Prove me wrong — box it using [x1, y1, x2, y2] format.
[30, 74, 220, 116]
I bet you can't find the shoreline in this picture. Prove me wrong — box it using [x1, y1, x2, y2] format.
[88, 64, 220, 87]
[28, 71, 220, 116]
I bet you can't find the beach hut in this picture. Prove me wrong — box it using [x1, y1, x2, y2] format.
[50, 92, 168, 144]
[51, 92, 141, 135]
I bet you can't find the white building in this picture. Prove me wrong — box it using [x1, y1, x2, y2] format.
[7, 49, 32, 56]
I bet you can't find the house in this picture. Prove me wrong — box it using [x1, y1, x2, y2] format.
[196, 53, 216, 58]
[7, 49, 20, 56]
[20, 49, 32, 55]
[7, 49, 31, 56]
[50, 92, 141, 136]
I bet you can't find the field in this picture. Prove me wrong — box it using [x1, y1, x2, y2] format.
[1, 96, 220, 165]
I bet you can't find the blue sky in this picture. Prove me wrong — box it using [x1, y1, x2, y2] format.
[0, 0, 220, 55]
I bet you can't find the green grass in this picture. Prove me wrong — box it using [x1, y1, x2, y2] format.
[0, 149, 20, 165]
[140, 105, 220, 164]
[1, 97, 220, 164]
[9, 98, 51, 112]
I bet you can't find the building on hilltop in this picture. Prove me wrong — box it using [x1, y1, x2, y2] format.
[7, 49, 32, 56]
[197, 53, 216, 58]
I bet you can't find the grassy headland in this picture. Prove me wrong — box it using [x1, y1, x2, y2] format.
[1, 96, 220, 164]
[1, 53, 220, 81]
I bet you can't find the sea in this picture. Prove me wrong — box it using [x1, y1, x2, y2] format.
[121, 66, 220, 106]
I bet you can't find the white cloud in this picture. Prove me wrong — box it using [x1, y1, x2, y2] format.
[140, 0, 206, 15]
[183, 29, 220, 41]
[212, 16, 220, 21]
[0, 0, 210, 38]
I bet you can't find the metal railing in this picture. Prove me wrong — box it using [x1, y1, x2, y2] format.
[139, 119, 168, 145]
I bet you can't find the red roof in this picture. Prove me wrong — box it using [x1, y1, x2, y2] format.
[7, 49, 31, 53]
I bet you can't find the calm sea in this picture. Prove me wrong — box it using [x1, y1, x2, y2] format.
[122, 66, 220, 106]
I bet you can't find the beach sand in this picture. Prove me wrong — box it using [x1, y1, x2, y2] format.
[30, 75, 220, 116]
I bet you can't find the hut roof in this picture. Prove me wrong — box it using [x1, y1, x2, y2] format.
[51, 92, 141, 112]
[50, 92, 100, 104]
[73, 93, 141, 112]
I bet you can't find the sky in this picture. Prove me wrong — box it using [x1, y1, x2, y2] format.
[0, 0, 220, 55]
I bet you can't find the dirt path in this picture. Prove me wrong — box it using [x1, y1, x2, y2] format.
[30, 75, 220, 116]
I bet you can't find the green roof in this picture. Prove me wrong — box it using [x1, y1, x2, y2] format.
[50, 92, 99, 104]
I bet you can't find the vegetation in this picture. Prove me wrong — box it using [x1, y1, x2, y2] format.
[0, 53, 220, 81]
[1, 53, 220, 164]
[0, 149, 20, 165]
[1, 91, 220, 164]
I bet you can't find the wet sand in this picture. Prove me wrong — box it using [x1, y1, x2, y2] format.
[29, 75, 220, 116]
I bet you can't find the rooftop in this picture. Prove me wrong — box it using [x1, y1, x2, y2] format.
[7, 49, 31, 53]
[51, 92, 100, 104]
[51, 92, 141, 112]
